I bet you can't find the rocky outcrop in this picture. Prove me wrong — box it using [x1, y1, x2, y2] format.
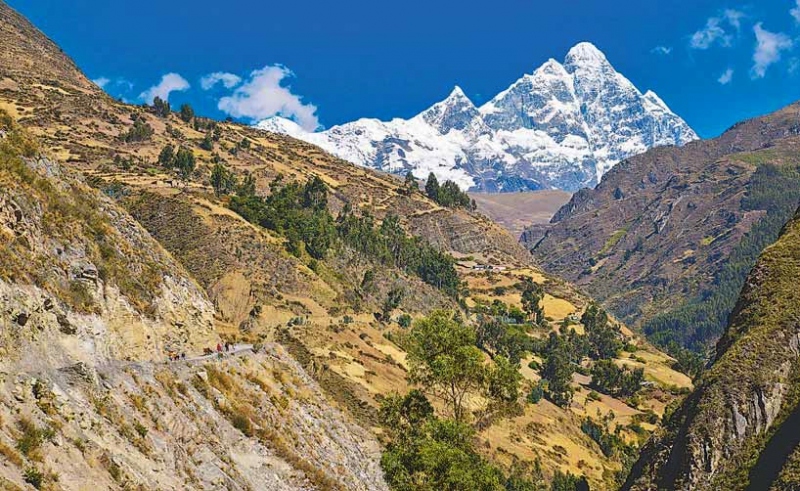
[0, 334, 388, 491]
[622, 208, 800, 490]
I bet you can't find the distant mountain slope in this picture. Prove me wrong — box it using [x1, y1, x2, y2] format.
[260, 43, 697, 192]
[622, 206, 800, 490]
[523, 102, 800, 352]
[470, 190, 572, 239]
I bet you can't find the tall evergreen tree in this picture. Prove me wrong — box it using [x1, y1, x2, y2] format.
[179, 103, 195, 123]
[425, 172, 440, 201]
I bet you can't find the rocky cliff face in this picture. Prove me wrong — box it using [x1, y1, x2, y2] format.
[524, 101, 800, 350]
[0, 104, 387, 490]
[622, 207, 800, 491]
[258, 43, 696, 192]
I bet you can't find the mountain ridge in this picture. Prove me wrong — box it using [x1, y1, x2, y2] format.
[523, 99, 800, 353]
[259, 42, 697, 192]
[622, 205, 800, 490]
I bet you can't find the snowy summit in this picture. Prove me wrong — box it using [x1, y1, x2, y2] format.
[257, 42, 698, 192]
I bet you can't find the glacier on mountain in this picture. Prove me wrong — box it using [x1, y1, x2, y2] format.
[257, 42, 698, 192]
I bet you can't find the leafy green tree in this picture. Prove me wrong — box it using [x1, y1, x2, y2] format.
[174, 147, 196, 180]
[158, 144, 175, 167]
[542, 340, 573, 407]
[582, 303, 623, 360]
[179, 103, 195, 123]
[237, 173, 257, 197]
[121, 116, 154, 142]
[382, 286, 404, 320]
[210, 162, 237, 197]
[406, 310, 486, 422]
[378, 391, 524, 491]
[475, 319, 530, 364]
[302, 175, 328, 210]
[229, 175, 335, 260]
[550, 471, 589, 491]
[485, 355, 522, 413]
[380, 414, 507, 490]
[437, 180, 472, 209]
[521, 279, 545, 325]
[200, 132, 214, 151]
[590, 360, 644, 397]
[527, 380, 545, 404]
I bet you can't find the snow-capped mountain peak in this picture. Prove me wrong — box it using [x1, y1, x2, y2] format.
[418, 86, 482, 135]
[258, 43, 698, 192]
[564, 42, 608, 69]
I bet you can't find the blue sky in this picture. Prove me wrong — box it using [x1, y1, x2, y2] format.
[9, 0, 800, 138]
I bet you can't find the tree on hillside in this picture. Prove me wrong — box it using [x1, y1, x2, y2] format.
[381, 286, 404, 320]
[179, 103, 195, 123]
[158, 144, 175, 167]
[302, 175, 328, 210]
[151, 96, 171, 117]
[406, 310, 521, 422]
[121, 116, 154, 142]
[521, 279, 545, 325]
[590, 360, 644, 397]
[379, 391, 509, 490]
[402, 171, 417, 195]
[200, 132, 214, 151]
[541, 337, 574, 407]
[437, 180, 472, 209]
[210, 162, 237, 197]
[582, 303, 623, 360]
[174, 147, 195, 180]
[425, 172, 440, 202]
[237, 173, 257, 197]
[407, 310, 483, 422]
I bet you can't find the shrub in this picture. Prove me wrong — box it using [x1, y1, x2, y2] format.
[23, 467, 44, 489]
[230, 411, 255, 437]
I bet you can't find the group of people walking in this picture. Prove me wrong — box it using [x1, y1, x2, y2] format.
[169, 341, 236, 362]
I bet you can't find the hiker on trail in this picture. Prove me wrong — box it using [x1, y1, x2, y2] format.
[216, 343, 222, 353]
[181, 353, 186, 360]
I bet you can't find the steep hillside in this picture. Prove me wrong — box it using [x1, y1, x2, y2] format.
[622, 206, 800, 490]
[260, 43, 696, 192]
[0, 112, 386, 490]
[524, 102, 800, 352]
[0, 2, 694, 489]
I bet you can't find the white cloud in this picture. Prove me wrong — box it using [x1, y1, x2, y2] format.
[652, 46, 672, 55]
[93, 77, 110, 89]
[690, 9, 745, 49]
[217, 65, 319, 131]
[792, 0, 800, 23]
[723, 9, 745, 30]
[138, 73, 190, 103]
[718, 68, 734, 84]
[200, 72, 242, 90]
[751, 23, 794, 78]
